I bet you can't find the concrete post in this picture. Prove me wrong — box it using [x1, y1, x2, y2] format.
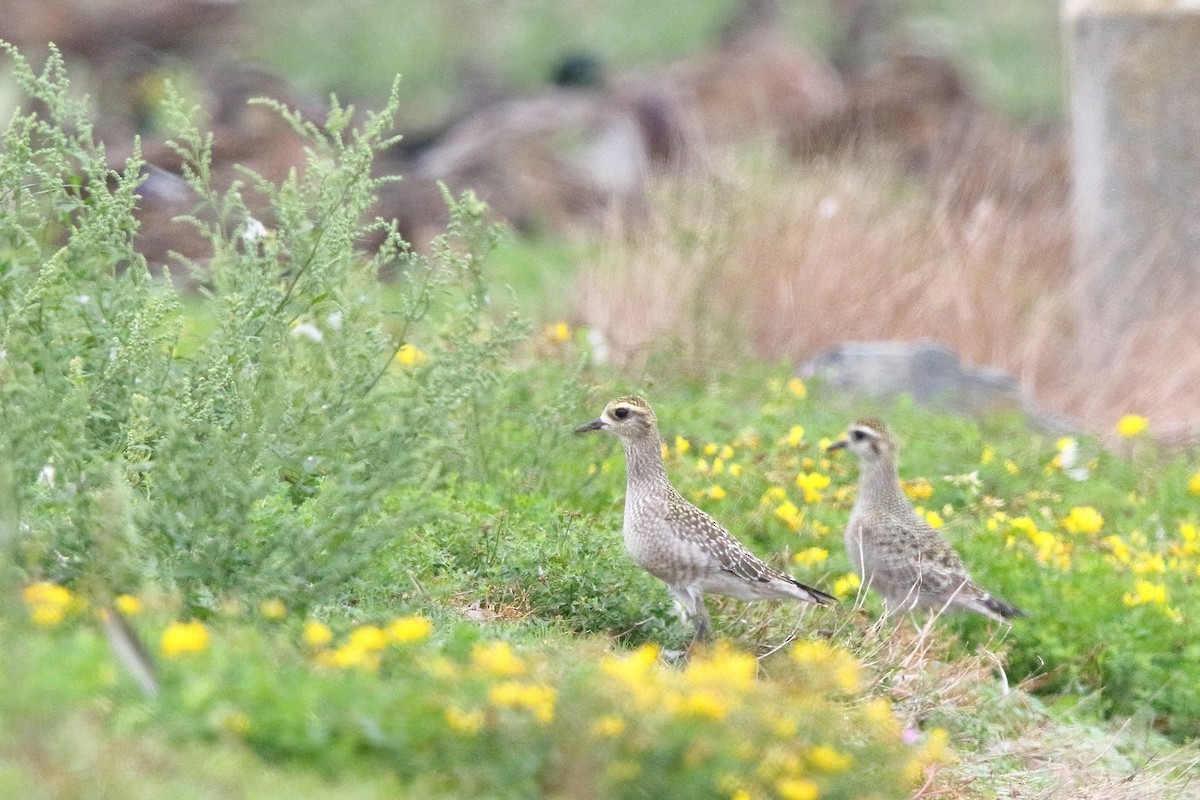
[1065, 0, 1200, 332]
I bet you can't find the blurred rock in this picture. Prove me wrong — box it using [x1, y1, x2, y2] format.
[802, 340, 1071, 431]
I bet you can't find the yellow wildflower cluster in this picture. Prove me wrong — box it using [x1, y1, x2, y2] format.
[444, 706, 485, 735]
[903, 728, 952, 783]
[832, 573, 861, 600]
[795, 471, 831, 504]
[789, 640, 860, 693]
[311, 616, 434, 671]
[774, 500, 803, 531]
[990, 513, 1071, 570]
[599, 642, 761, 723]
[1062, 506, 1104, 535]
[1102, 522, 1196, 622]
[793, 547, 830, 567]
[903, 479, 934, 501]
[489, 680, 557, 723]
[22, 581, 82, 627]
[914, 507, 944, 528]
[389, 615, 435, 643]
[115, 594, 142, 615]
[472, 640, 526, 677]
[161, 620, 210, 659]
[259, 599, 286, 620]
[1123, 580, 1167, 607]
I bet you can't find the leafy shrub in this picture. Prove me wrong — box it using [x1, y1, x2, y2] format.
[0, 43, 525, 613]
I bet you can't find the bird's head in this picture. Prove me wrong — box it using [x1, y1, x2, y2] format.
[827, 418, 896, 462]
[574, 395, 658, 441]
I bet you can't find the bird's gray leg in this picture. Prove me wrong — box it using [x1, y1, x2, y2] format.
[669, 585, 712, 643]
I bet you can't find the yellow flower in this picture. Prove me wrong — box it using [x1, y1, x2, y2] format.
[903, 479, 934, 501]
[674, 435, 691, 455]
[793, 547, 829, 566]
[903, 728, 952, 782]
[259, 599, 286, 620]
[761, 486, 787, 505]
[488, 681, 556, 723]
[730, 791, 752, 800]
[1188, 472, 1200, 495]
[387, 615, 433, 644]
[719, 445, 735, 460]
[786, 425, 805, 448]
[795, 472, 830, 503]
[114, 594, 142, 616]
[348, 625, 388, 652]
[832, 573, 861, 599]
[1105, 535, 1133, 565]
[1004, 459, 1020, 475]
[394, 343, 427, 367]
[980, 446, 995, 464]
[676, 689, 729, 720]
[592, 715, 626, 737]
[1116, 414, 1148, 437]
[302, 620, 334, 647]
[1063, 506, 1104, 534]
[786, 377, 807, 399]
[328, 643, 380, 671]
[1123, 580, 1167, 606]
[704, 485, 727, 501]
[917, 508, 944, 528]
[774, 778, 819, 800]
[22, 581, 76, 627]
[774, 501, 803, 531]
[472, 640, 525, 676]
[444, 706, 485, 735]
[544, 321, 571, 343]
[685, 642, 758, 692]
[1132, 554, 1166, 575]
[728, 463, 743, 477]
[160, 620, 210, 659]
[808, 744, 853, 773]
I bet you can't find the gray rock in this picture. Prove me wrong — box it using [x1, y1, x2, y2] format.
[802, 340, 1073, 432]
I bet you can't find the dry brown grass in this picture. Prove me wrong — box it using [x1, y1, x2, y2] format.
[573, 140, 1200, 438]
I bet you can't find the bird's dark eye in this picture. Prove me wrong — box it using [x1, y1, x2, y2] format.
[851, 429, 867, 441]
[614, 407, 630, 420]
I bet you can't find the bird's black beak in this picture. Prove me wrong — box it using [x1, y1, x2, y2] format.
[826, 438, 847, 452]
[574, 417, 605, 434]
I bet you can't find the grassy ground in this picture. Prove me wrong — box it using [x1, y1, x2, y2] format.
[7, 362, 1200, 797]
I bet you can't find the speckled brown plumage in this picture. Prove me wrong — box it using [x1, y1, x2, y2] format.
[828, 419, 1025, 623]
[575, 395, 834, 641]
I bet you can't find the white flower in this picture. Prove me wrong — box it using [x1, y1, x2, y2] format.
[243, 217, 268, 244]
[37, 462, 56, 488]
[290, 322, 324, 343]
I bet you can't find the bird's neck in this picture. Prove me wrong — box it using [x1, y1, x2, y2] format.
[622, 434, 669, 489]
[858, 456, 907, 508]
